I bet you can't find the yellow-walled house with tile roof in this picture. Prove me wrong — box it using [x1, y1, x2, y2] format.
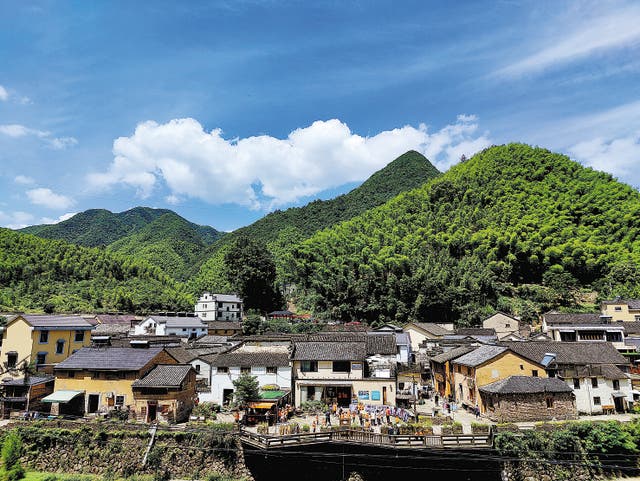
[0, 314, 94, 377]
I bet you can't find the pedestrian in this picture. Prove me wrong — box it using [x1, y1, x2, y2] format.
[359, 411, 364, 427]
[325, 409, 331, 426]
[434, 394, 439, 405]
[475, 405, 480, 419]
[385, 407, 391, 424]
[312, 419, 317, 433]
[265, 410, 271, 426]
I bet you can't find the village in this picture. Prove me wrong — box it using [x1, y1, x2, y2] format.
[0, 293, 639, 434]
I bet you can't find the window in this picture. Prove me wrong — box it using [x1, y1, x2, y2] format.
[519, 364, 524, 370]
[202, 312, 207, 318]
[36, 352, 47, 365]
[74, 330, 84, 343]
[573, 378, 580, 389]
[606, 332, 622, 342]
[333, 361, 351, 373]
[613, 379, 620, 390]
[195, 364, 201, 373]
[115, 395, 125, 407]
[203, 304, 207, 309]
[591, 377, 598, 388]
[68, 371, 75, 378]
[241, 367, 251, 373]
[39, 331, 49, 343]
[217, 367, 229, 373]
[593, 396, 601, 405]
[266, 366, 278, 374]
[546, 397, 554, 408]
[6, 353, 17, 368]
[532, 370, 538, 377]
[615, 306, 622, 312]
[301, 361, 318, 372]
[56, 340, 65, 354]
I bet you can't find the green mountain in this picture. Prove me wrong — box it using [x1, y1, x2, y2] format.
[0, 228, 193, 313]
[190, 150, 441, 294]
[19, 207, 224, 280]
[290, 143, 640, 325]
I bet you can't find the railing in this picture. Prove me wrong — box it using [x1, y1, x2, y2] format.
[239, 429, 491, 449]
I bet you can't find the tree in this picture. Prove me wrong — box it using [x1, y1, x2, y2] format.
[1, 431, 24, 481]
[242, 310, 264, 335]
[225, 237, 284, 314]
[232, 373, 260, 408]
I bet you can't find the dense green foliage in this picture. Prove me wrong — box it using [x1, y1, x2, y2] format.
[231, 373, 260, 407]
[0, 228, 193, 313]
[291, 144, 640, 324]
[191, 151, 440, 293]
[20, 207, 223, 281]
[224, 237, 283, 313]
[1, 431, 24, 481]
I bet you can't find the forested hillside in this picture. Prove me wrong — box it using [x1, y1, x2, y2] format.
[190, 150, 440, 293]
[290, 144, 640, 325]
[0, 228, 193, 313]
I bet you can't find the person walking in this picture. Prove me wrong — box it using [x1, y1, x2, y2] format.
[325, 409, 331, 426]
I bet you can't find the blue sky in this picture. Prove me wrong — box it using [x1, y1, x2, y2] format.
[1, 0, 639, 231]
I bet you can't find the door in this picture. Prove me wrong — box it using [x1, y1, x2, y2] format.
[87, 394, 100, 413]
[148, 402, 157, 422]
[223, 389, 234, 405]
[614, 396, 625, 413]
[382, 386, 387, 405]
[336, 387, 351, 407]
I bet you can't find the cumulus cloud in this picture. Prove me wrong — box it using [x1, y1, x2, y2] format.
[26, 188, 75, 210]
[88, 116, 491, 209]
[0, 210, 34, 229]
[39, 212, 77, 225]
[568, 133, 640, 185]
[0, 85, 8, 101]
[0, 123, 77, 150]
[14, 175, 35, 185]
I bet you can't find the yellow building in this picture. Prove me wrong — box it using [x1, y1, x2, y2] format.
[450, 345, 546, 412]
[403, 323, 453, 353]
[51, 346, 178, 416]
[601, 299, 640, 322]
[0, 314, 94, 376]
[430, 346, 475, 398]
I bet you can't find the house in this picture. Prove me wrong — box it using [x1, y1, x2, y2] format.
[404, 323, 453, 353]
[195, 293, 243, 321]
[134, 315, 208, 339]
[503, 341, 633, 414]
[49, 346, 178, 417]
[0, 314, 94, 376]
[207, 343, 292, 405]
[450, 345, 547, 412]
[479, 376, 576, 422]
[482, 312, 530, 339]
[131, 364, 196, 423]
[291, 332, 397, 408]
[0, 375, 54, 418]
[165, 345, 226, 393]
[205, 321, 243, 336]
[601, 299, 640, 322]
[430, 346, 475, 398]
[541, 312, 627, 351]
[372, 326, 411, 364]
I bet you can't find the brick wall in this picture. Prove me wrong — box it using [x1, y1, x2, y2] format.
[480, 392, 577, 422]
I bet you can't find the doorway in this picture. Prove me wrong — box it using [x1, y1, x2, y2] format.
[383, 386, 387, 405]
[87, 394, 100, 413]
[336, 387, 352, 407]
[147, 402, 157, 422]
[223, 389, 234, 405]
[614, 395, 626, 413]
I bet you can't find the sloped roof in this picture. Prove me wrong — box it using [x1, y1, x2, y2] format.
[93, 323, 131, 336]
[623, 322, 640, 335]
[456, 328, 497, 337]
[193, 335, 229, 345]
[479, 376, 573, 394]
[55, 347, 166, 371]
[365, 333, 397, 355]
[292, 341, 366, 361]
[430, 346, 476, 364]
[205, 321, 243, 330]
[543, 312, 601, 325]
[132, 364, 192, 388]
[212, 345, 290, 367]
[453, 345, 508, 367]
[563, 364, 628, 380]
[502, 341, 628, 365]
[407, 323, 453, 336]
[602, 299, 640, 309]
[94, 314, 139, 324]
[10, 314, 94, 330]
[1, 375, 54, 386]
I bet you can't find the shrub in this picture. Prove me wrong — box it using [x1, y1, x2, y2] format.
[300, 400, 327, 413]
[301, 424, 310, 433]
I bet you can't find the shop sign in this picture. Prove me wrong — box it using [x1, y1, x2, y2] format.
[358, 390, 369, 400]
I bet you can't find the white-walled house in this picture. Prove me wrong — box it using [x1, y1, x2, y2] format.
[195, 293, 243, 321]
[135, 315, 208, 339]
[567, 365, 632, 414]
[207, 344, 291, 405]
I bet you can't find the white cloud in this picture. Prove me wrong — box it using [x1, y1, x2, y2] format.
[0, 85, 8, 101]
[88, 116, 491, 209]
[39, 212, 77, 225]
[14, 175, 35, 185]
[165, 194, 181, 205]
[568, 133, 640, 185]
[0, 123, 77, 150]
[496, 5, 640, 78]
[26, 188, 75, 210]
[0, 210, 34, 229]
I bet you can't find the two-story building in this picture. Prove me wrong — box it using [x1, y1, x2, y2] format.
[49, 346, 179, 417]
[482, 312, 530, 340]
[403, 323, 453, 353]
[430, 346, 475, 398]
[0, 315, 94, 376]
[134, 315, 208, 339]
[291, 332, 397, 408]
[195, 293, 243, 321]
[542, 312, 628, 351]
[601, 299, 640, 322]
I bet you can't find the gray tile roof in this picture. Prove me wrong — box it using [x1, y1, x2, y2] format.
[623, 322, 640, 335]
[132, 364, 192, 388]
[194, 335, 229, 345]
[55, 347, 166, 371]
[408, 323, 453, 336]
[430, 346, 476, 364]
[212, 345, 291, 367]
[205, 321, 243, 330]
[455, 328, 497, 337]
[602, 299, 640, 309]
[146, 316, 207, 329]
[292, 341, 366, 361]
[562, 364, 628, 380]
[502, 341, 628, 366]
[93, 323, 131, 336]
[11, 314, 94, 330]
[543, 312, 601, 324]
[479, 376, 573, 394]
[365, 333, 397, 355]
[453, 345, 508, 367]
[0, 375, 54, 386]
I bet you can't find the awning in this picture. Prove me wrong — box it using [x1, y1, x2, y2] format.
[631, 390, 640, 395]
[247, 401, 275, 409]
[611, 391, 627, 398]
[42, 390, 84, 403]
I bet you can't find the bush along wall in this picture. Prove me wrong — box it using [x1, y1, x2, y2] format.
[0, 423, 250, 480]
